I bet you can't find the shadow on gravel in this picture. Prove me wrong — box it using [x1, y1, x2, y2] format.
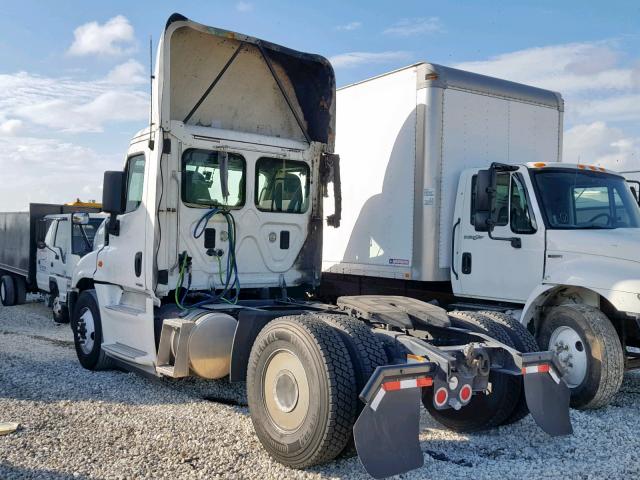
[0, 464, 90, 480]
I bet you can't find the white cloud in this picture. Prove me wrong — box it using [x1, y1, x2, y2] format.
[68, 15, 135, 56]
[383, 17, 443, 36]
[0, 71, 148, 133]
[105, 59, 147, 84]
[574, 94, 640, 123]
[236, 2, 253, 12]
[0, 119, 23, 136]
[564, 122, 639, 171]
[336, 21, 362, 31]
[454, 41, 635, 95]
[0, 135, 121, 210]
[329, 51, 411, 69]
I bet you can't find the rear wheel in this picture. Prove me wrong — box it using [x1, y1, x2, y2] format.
[423, 311, 521, 432]
[537, 304, 623, 409]
[71, 290, 111, 370]
[246, 315, 358, 468]
[478, 310, 538, 425]
[0, 275, 16, 306]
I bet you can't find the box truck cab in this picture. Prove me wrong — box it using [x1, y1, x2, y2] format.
[322, 63, 640, 410]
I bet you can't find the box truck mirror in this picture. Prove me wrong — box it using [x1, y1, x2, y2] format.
[474, 168, 496, 231]
[72, 212, 90, 225]
[102, 171, 126, 238]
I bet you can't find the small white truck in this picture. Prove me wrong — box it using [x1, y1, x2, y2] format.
[0, 204, 104, 322]
[322, 63, 640, 410]
[65, 14, 573, 478]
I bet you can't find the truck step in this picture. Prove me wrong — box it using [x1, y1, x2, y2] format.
[104, 304, 145, 316]
[102, 342, 148, 361]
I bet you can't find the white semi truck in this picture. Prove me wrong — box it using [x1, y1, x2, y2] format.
[0, 203, 104, 322]
[66, 14, 573, 478]
[322, 63, 640, 410]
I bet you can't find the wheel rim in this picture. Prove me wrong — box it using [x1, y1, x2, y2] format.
[77, 307, 96, 355]
[262, 349, 310, 432]
[549, 325, 588, 388]
[53, 296, 62, 316]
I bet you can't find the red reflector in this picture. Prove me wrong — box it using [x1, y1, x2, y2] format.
[417, 377, 433, 388]
[459, 384, 472, 403]
[382, 381, 401, 391]
[538, 364, 550, 373]
[434, 387, 448, 407]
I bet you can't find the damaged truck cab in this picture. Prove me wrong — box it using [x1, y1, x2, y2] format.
[68, 15, 572, 478]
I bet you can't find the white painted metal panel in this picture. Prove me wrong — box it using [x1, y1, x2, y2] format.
[323, 66, 417, 279]
[438, 89, 560, 269]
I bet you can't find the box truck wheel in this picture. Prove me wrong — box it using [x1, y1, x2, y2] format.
[50, 285, 70, 324]
[478, 311, 538, 426]
[422, 311, 521, 432]
[71, 290, 112, 371]
[246, 315, 358, 468]
[537, 304, 623, 409]
[0, 275, 16, 306]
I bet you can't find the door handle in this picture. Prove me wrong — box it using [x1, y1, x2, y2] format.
[134, 252, 142, 277]
[462, 252, 472, 274]
[451, 218, 461, 280]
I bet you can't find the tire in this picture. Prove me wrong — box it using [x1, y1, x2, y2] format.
[246, 315, 358, 469]
[316, 314, 388, 457]
[316, 314, 388, 398]
[537, 304, 624, 409]
[71, 290, 112, 370]
[422, 311, 521, 432]
[478, 310, 538, 425]
[13, 277, 27, 305]
[0, 275, 16, 306]
[50, 285, 70, 324]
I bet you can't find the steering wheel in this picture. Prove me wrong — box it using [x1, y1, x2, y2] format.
[586, 212, 611, 225]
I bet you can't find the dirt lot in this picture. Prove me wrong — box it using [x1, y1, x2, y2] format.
[1, 298, 639, 479]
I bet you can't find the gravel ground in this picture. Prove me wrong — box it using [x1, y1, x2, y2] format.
[1, 298, 639, 479]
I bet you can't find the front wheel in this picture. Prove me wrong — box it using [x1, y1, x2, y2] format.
[246, 315, 358, 469]
[71, 290, 112, 370]
[537, 304, 623, 409]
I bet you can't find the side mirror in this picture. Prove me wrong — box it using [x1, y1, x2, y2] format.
[102, 171, 126, 214]
[102, 171, 126, 237]
[72, 212, 90, 225]
[37, 240, 46, 250]
[474, 168, 497, 231]
[320, 153, 342, 228]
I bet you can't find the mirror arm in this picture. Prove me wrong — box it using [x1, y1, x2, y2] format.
[486, 223, 521, 249]
[107, 213, 120, 238]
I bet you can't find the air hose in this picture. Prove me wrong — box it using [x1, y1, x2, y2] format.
[175, 208, 240, 309]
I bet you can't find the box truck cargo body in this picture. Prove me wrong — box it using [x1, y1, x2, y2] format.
[323, 63, 563, 284]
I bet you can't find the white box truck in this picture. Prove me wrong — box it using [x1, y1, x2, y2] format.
[62, 15, 573, 479]
[322, 63, 640, 410]
[0, 203, 104, 322]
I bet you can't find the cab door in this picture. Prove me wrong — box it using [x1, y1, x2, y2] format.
[36, 219, 57, 292]
[452, 169, 546, 303]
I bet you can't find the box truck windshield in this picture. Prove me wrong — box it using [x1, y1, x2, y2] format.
[531, 169, 640, 229]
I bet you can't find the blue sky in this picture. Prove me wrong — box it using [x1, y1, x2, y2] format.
[0, 1, 639, 209]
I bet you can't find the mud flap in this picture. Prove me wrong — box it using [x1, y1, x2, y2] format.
[354, 387, 423, 479]
[522, 359, 573, 436]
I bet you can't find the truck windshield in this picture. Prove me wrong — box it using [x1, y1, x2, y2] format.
[531, 169, 640, 229]
[72, 218, 105, 256]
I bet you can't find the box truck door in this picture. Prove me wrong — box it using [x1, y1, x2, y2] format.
[453, 170, 545, 302]
[50, 218, 72, 294]
[36, 219, 57, 292]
